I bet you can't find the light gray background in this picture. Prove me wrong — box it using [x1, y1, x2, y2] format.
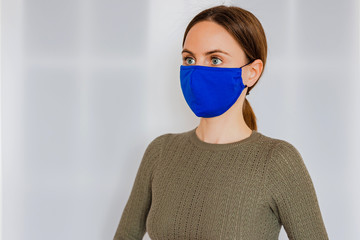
[2, 0, 360, 239]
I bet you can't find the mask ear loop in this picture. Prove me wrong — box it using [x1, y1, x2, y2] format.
[240, 59, 255, 96]
[239, 59, 254, 69]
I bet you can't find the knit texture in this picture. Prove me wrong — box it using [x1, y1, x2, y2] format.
[113, 127, 329, 240]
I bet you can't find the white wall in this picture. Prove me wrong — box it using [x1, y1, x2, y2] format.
[1, 0, 360, 239]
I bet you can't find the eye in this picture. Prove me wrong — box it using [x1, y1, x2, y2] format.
[183, 57, 195, 65]
[211, 57, 223, 65]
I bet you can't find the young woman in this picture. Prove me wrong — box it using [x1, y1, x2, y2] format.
[114, 5, 329, 240]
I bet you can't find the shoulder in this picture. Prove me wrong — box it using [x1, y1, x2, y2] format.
[145, 132, 172, 153]
[261, 134, 311, 186]
[148, 128, 194, 149]
[139, 133, 172, 172]
[255, 132, 306, 173]
[148, 132, 171, 145]
[248, 131, 299, 157]
[256, 131, 302, 158]
[145, 129, 189, 153]
[271, 139, 302, 160]
[270, 139, 304, 167]
[141, 130, 186, 174]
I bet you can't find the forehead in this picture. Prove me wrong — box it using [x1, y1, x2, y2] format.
[183, 20, 243, 55]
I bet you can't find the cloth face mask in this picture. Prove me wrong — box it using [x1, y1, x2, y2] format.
[179, 62, 251, 118]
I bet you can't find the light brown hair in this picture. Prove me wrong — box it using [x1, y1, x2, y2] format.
[182, 5, 267, 131]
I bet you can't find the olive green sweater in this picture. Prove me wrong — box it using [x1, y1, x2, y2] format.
[113, 127, 329, 240]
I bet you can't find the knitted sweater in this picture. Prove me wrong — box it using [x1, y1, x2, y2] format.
[113, 127, 329, 240]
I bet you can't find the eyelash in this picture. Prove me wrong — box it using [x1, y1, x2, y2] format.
[183, 56, 223, 64]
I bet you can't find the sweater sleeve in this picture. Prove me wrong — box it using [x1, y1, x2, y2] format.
[113, 134, 166, 240]
[264, 140, 329, 240]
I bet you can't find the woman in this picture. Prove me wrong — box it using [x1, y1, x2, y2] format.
[114, 5, 329, 240]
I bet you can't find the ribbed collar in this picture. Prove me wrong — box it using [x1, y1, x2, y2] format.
[188, 126, 261, 151]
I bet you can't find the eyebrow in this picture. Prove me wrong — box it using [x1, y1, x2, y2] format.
[181, 48, 231, 56]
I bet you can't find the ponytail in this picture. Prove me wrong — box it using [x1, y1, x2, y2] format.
[242, 98, 257, 131]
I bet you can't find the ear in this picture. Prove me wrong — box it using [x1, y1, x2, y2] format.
[244, 59, 263, 87]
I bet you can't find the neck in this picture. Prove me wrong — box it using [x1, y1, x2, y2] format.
[196, 96, 252, 144]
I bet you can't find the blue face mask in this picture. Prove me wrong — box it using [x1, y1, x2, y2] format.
[179, 61, 252, 118]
